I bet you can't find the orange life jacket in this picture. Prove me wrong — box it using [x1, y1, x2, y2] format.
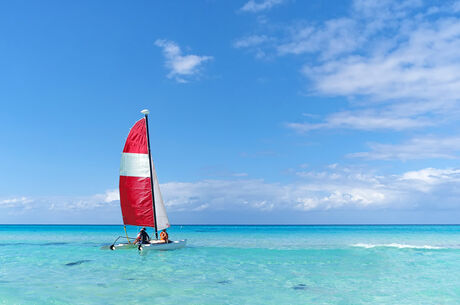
[160, 231, 168, 241]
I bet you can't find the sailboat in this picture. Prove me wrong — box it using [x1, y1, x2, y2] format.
[109, 109, 186, 251]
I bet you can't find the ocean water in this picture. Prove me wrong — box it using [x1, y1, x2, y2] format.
[0, 225, 459, 304]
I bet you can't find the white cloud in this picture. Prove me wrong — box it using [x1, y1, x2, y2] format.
[234, 35, 269, 48]
[398, 167, 460, 194]
[155, 39, 213, 83]
[233, 35, 273, 58]
[0, 197, 33, 208]
[0, 190, 122, 224]
[297, 4, 460, 131]
[236, 0, 460, 132]
[277, 18, 361, 59]
[272, 0, 422, 58]
[0, 190, 119, 212]
[400, 168, 460, 185]
[349, 136, 460, 160]
[240, 0, 286, 13]
[286, 109, 432, 132]
[308, 18, 460, 102]
[103, 189, 120, 203]
[3, 165, 460, 223]
[159, 165, 460, 212]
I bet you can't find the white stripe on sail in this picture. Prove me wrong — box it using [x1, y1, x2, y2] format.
[120, 153, 150, 177]
[151, 159, 170, 230]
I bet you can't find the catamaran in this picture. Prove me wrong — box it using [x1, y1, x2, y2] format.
[108, 109, 186, 251]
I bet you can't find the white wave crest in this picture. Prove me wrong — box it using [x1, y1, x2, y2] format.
[352, 243, 443, 249]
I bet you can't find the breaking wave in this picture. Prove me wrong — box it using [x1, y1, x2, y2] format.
[352, 243, 444, 249]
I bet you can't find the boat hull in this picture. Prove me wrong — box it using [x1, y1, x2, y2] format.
[106, 239, 187, 251]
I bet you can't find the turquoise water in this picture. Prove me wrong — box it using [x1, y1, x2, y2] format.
[1, 225, 460, 304]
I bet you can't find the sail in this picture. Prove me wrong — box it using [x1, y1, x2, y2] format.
[119, 117, 169, 229]
[151, 160, 170, 230]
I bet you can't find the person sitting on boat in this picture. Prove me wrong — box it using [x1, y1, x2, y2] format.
[134, 227, 150, 244]
[160, 229, 169, 243]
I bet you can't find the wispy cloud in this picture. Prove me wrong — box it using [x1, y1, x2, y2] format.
[400, 167, 460, 184]
[240, 0, 286, 13]
[286, 109, 432, 132]
[0, 190, 119, 212]
[236, 0, 460, 132]
[307, 19, 460, 102]
[233, 35, 273, 58]
[277, 18, 362, 59]
[0, 197, 33, 208]
[161, 178, 390, 212]
[159, 165, 460, 212]
[186, 165, 455, 211]
[155, 39, 213, 83]
[349, 136, 460, 160]
[233, 35, 269, 48]
[277, 0, 423, 58]
[398, 167, 460, 194]
[0, 189, 121, 223]
[296, 2, 460, 131]
[3, 165, 460, 223]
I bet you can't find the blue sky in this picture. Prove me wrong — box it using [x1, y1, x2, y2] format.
[1, 0, 460, 224]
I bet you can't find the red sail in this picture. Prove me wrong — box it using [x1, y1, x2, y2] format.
[119, 118, 155, 227]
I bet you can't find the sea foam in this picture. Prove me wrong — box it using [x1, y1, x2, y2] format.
[352, 243, 443, 249]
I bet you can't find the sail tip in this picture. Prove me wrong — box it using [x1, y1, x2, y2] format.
[140, 109, 150, 115]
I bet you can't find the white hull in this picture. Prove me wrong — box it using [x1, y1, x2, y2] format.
[108, 239, 187, 251]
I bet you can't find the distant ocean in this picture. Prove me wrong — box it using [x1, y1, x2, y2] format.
[1, 225, 459, 304]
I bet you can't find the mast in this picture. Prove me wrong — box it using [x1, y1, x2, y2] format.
[141, 109, 159, 240]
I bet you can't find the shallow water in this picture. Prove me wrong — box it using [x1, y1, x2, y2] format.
[0, 225, 459, 304]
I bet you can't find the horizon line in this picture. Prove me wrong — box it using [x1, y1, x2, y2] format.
[1, 223, 460, 226]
